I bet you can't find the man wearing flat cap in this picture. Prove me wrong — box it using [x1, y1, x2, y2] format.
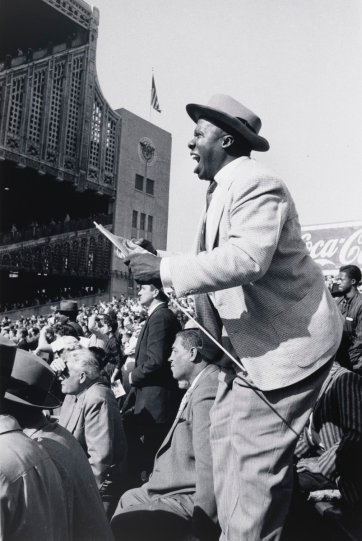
[127, 94, 343, 540]
[112, 328, 220, 541]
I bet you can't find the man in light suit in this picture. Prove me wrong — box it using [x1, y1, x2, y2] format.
[57, 347, 127, 519]
[111, 328, 220, 541]
[127, 94, 343, 540]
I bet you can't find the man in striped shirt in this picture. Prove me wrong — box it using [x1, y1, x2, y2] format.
[295, 363, 362, 506]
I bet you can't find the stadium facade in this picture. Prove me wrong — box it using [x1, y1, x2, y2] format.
[0, 0, 171, 317]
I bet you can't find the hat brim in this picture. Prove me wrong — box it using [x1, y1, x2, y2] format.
[4, 390, 61, 409]
[186, 103, 269, 152]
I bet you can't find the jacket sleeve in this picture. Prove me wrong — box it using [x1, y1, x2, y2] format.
[168, 178, 289, 297]
[84, 397, 124, 488]
[191, 379, 218, 538]
[131, 314, 176, 387]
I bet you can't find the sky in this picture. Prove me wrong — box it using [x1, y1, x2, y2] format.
[92, 0, 362, 251]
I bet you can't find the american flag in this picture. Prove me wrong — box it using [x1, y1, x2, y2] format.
[151, 75, 161, 113]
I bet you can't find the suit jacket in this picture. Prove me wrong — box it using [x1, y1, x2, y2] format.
[146, 364, 219, 531]
[25, 419, 113, 541]
[59, 380, 127, 489]
[0, 415, 70, 541]
[167, 157, 343, 390]
[131, 303, 182, 424]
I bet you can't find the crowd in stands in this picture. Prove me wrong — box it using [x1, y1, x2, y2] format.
[0, 285, 107, 313]
[0, 273, 350, 315]
[0, 294, 194, 345]
[0, 267, 361, 540]
[0, 212, 112, 246]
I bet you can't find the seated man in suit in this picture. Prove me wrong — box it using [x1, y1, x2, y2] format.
[111, 328, 220, 541]
[55, 347, 127, 519]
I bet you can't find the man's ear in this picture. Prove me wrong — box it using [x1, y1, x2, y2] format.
[79, 372, 87, 384]
[152, 286, 159, 299]
[189, 347, 199, 362]
[221, 134, 234, 149]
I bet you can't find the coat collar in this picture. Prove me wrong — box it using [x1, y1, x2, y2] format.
[60, 380, 100, 433]
[195, 157, 250, 252]
[135, 303, 168, 359]
[156, 364, 219, 452]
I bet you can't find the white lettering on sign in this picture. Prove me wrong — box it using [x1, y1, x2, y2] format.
[302, 228, 362, 268]
[339, 229, 362, 265]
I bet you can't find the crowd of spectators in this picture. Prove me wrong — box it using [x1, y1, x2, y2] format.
[0, 285, 107, 313]
[0, 212, 112, 246]
[0, 294, 195, 358]
[0, 269, 361, 540]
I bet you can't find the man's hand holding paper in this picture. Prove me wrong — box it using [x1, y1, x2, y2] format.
[127, 252, 162, 288]
[131, 237, 157, 255]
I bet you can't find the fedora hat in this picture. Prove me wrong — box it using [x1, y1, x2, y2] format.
[5, 348, 61, 409]
[0, 336, 17, 399]
[59, 300, 78, 313]
[186, 94, 269, 152]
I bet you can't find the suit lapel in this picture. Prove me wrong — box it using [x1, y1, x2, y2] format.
[134, 304, 166, 361]
[157, 391, 192, 453]
[63, 391, 86, 434]
[135, 320, 148, 360]
[194, 205, 207, 254]
[207, 181, 232, 250]
[156, 365, 218, 454]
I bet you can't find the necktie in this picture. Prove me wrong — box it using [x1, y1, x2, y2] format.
[199, 180, 217, 252]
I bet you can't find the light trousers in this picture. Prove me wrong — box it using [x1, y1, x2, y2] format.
[210, 361, 332, 541]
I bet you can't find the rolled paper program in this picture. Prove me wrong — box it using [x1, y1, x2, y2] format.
[93, 222, 146, 259]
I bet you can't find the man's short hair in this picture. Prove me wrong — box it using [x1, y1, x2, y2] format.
[228, 136, 252, 157]
[88, 346, 107, 370]
[340, 265, 362, 284]
[54, 322, 79, 338]
[103, 314, 118, 333]
[19, 328, 28, 338]
[154, 287, 169, 303]
[64, 348, 100, 381]
[176, 329, 203, 353]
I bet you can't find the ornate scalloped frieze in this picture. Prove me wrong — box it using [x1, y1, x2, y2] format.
[42, 0, 93, 30]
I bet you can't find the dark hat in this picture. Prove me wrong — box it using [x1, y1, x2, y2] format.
[0, 336, 17, 399]
[186, 94, 269, 152]
[5, 349, 61, 408]
[59, 300, 78, 313]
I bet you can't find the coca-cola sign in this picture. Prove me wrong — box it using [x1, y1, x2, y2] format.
[301, 222, 362, 272]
